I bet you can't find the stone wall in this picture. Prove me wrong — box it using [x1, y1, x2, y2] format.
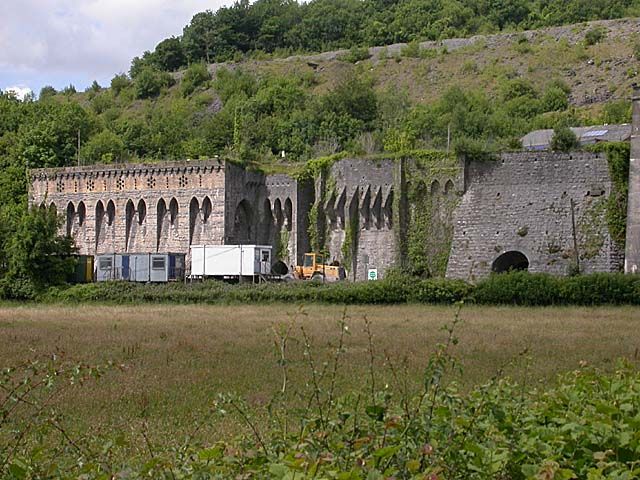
[29, 150, 628, 281]
[30, 160, 228, 256]
[29, 159, 309, 276]
[403, 156, 465, 277]
[321, 158, 396, 280]
[447, 152, 623, 280]
[624, 86, 640, 273]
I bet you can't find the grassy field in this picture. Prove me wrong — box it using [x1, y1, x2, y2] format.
[1, 303, 640, 456]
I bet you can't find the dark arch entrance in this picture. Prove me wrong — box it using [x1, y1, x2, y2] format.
[271, 260, 289, 275]
[492, 251, 529, 273]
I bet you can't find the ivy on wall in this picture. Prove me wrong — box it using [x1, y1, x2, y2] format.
[299, 149, 463, 276]
[578, 197, 607, 261]
[587, 142, 630, 249]
[404, 152, 462, 277]
[277, 229, 290, 262]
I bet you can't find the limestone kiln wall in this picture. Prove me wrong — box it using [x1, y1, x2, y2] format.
[447, 152, 624, 280]
[28, 149, 628, 281]
[29, 160, 227, 256]
[321, 158, 396, 280]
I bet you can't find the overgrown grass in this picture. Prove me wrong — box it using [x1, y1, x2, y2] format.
[2, 304, 640, 477]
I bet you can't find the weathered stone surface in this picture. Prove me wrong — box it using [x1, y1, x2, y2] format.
[447, 152, 623, 280]
[30, 120, 635, 281]
[624, 86, 640, 273]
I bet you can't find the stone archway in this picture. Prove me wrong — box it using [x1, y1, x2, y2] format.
[233, 199, 254, 244]
[492, 251, 529, 273]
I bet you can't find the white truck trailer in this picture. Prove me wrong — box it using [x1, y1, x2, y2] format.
[190, 245, 273, 281]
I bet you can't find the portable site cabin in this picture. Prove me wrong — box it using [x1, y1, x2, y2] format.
[95, 253, 185, 282]
[95, 254, 126, 281]
[70, 255, 94, 283]
[190, 245, 272, 280]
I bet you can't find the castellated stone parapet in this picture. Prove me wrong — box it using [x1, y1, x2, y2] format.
[30, 160, 228, 257]
[29, 159, 309, 276]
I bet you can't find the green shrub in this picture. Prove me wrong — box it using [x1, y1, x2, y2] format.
[560, 273, 640, 305]
[43, 272, 640, 306]
[401, 41, 422, 58]
[339, 46, 371, 63]
[550, 123, 579, 152]
[110, 73, 131, 96]
[585, 27, 606, 46]
[473, 271, 561, 306]
[134, 66, 174, 99]
[180, 62, 211, 97]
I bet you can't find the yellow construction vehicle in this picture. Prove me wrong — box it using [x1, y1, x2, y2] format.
[294, 252, 346, 282]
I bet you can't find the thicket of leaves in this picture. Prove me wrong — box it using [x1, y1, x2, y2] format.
[4, 69, 621, 170]
[43, 271, 640, 306]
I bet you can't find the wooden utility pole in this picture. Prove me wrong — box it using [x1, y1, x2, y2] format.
[570, 198, 580, 274]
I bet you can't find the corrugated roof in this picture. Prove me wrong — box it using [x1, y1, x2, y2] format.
[521, 124, 632, 150]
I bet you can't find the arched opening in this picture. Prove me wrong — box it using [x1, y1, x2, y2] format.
[372, 188, 383, 230]
[137, 199, 146, 225]
[336, 189, 346, 229]
[260, 198, 273, 244]
[106, 200, 115, 226]
[346, 190, 359, 279]
[360, 187, 371, 230]
[445, 179, 454, 195]
[66, 202, 75, 237]
[325, 192, 337, 229]
[233, 199, 254, 244]
[189, 197, 200, 245]
[284, 198, 293, 232]
[492, 251, 529, 274]
[169, 198, 178, 225]
[272, 260, 289, 275]
[384, 189, 394, 229]
[157, 199, 167, 220]
[95, 201, 105, 248]
[431, 180, 440, 195]
[157, 198, 167, 250]
[77, 201, 86, 227]
[125, 200, 135, 250]
[202, 196, 212, 223]
[96, 200, 105, 219]
[273, 199, 283, 226]
[49, 202, 57, 216]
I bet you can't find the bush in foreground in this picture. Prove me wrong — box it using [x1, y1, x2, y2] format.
[40, 271, 640, 306]
[473, 271, 640, 306]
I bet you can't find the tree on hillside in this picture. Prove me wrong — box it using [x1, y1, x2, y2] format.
[180, 62, 211, 97]
[39, 86, 57, 100]
[81, 130, 125, 164]
[153, 37, 186, 71]
[551, 123, 580, 152]
[18, 101, 93, 169]
[134, 66, 173, 99]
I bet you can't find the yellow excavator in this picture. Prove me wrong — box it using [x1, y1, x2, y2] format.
[294, 252, 346, 282]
